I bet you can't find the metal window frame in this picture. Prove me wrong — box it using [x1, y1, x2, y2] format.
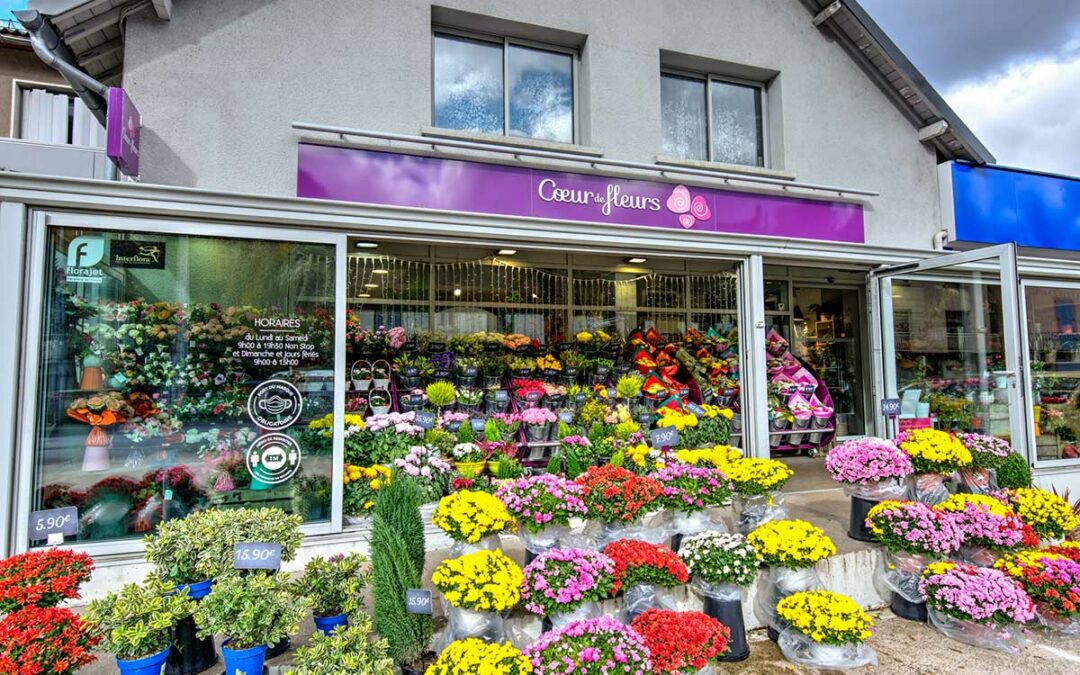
[14, 210, 349, 557]
[432, 28, 579, 144]
[660, 68, 769, 168]
[10, 78, 77, 141]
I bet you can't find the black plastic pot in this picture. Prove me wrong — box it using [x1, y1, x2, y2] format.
[890, 592, 928, 622]
[524, 548, 538, 567]
[165, 615, 217, 675]
[848, 496, 879, 542]
[265, 636, 290, 659]
[703, 597, 750, 662]
[767, 625, 779, 643]
[401, 652, 437, 675]
[670, 533, 684, 552]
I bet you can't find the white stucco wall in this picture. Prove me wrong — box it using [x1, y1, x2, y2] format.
[122, 0, 944, 249]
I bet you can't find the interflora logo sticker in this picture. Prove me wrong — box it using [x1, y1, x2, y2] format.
[65, 236, 106, 284]
[246, 433, 302, 485]
[247, 379, 303, 430]
[666, 185, 711, 229]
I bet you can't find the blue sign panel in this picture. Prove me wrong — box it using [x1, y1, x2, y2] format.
[948, 162, 1080, 251]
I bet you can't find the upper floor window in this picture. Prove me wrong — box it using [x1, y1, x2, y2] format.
[661, 71, 765, 167]
[14, 82, 105, 148]
[433, 31, 575, 144]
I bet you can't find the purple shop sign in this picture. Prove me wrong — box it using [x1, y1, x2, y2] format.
[296, 144, 864, 243]
[106, 87, 140, 177]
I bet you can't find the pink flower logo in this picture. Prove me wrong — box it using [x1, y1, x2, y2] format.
[665, 185, 711, 228]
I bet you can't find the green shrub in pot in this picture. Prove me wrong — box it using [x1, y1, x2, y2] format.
[285, 616, 393, 675]
[194, 572, 307, 650]
[83, 577, 195, 663]
[294, 553, 371, 620]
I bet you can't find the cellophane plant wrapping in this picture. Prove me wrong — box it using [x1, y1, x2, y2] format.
[993, 487, 1080, 539]
[524, 616, 652, 675]
[285, 616, 393, 675]
[432, 490, 515, 543]
[994, 550, 1080, 622]
[957, 433, 1013, 469]
[775, 590, 873, 645]
[724, 458, 793, 496]
[83, 577, 194, 660]
[602, 539, 689, 592]
[293, 553, 371, 619]
[679, 531, 758, 587]
[575, 465, 663, 524]
[934, 494, 1025, 551]
[918, 562, 1035, 626]
[0, 549, 94, 613]
[649, 464, 731, 512]
[630, 609, 730, 673]
[427, 638, 532, 675]
[494, 474, 588, 534]
[824, 438, 912, 485]
[747, 520, 836, 569]
[865, 500, 963, 557]
[431, 550, 523, 612]
[897, 429, 972, 474]
[521, 549, 616, 616]
[0, 606, 99, 675]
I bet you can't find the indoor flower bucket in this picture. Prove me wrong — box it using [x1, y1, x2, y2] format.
[221, 640, 267, 675]
[525, 421, 552, 442]
[118, 646, 171, 675]
[312, 612, 348, 637]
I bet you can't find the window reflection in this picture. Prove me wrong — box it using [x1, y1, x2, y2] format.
[433, 34, 504, 135]
[1027, 285, 1080, 461]
[661, 74, 707, 161]
[710, 80, 764, 167]
[508, 44, 573, 143]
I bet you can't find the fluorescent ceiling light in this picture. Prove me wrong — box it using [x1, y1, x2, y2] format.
[498, 248, 517, 255]
[372, 269, 389, 275]
[364, 283, 379, 289]
[353, 241, 379, 249]
[624, 257, 648, 264]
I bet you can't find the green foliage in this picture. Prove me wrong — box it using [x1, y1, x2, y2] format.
[194, 573, 307, 650]
[293, 553, 371, 619]
[545, 454, 561, 475]
[615, 374, 644, 399]
[372, 476, 431, 667]
[456, 422, 475, 444]
[484, 419, 501, 442]
[83, 577, 194, 660]
[996, 452, 1034, 489]
[493, 456, 523, 479]
[610, 449, 625, 468]
[286, 616, 393, 675]
[425, 381, 457, 408]
[144, 507, 303, 586]
[425, 428, 455, 455]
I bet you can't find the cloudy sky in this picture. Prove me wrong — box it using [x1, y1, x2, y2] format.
[861, 0, 1080, 176]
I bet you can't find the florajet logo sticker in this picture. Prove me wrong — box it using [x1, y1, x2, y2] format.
[65, 236, 106, 284]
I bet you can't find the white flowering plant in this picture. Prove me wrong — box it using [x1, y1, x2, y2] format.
[679, 531, 758, 587]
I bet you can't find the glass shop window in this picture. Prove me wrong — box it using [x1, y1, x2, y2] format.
[33, 228, 336, 544]
[661, 72, 766, 167]
[1026, 284, 1080, 464]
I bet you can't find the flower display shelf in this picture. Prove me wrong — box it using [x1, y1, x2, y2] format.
[208, 486, 293, 511]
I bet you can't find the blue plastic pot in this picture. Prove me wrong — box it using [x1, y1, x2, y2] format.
[173, 578, 213, 600]
[117, 646, 171, 675]
[312, 613, 348, 636]
[221, 641, 267, 675]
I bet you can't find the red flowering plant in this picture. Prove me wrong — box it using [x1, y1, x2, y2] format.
[576, 466, 663, 524]
[511, 378, 546, 400]
[602, 539, 689, 593]
[0, 606, 99, 674]
[994, 551, 1080, 623]
[0, 549, 94, 613]
[630, 609, 729, 673]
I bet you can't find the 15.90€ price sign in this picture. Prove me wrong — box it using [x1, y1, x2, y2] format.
[233, 542, 282, 571]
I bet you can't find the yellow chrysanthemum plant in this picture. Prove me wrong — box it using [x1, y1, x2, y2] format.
[996, 487, 1080, 540]
[426, 638, 532, 675]
[431, 550, 523, 613]
[747, 520, 837, 569]
[775, 590, 874, 646]
[897, 428, 972, 475]
[432, 491, 515, 544]
[675, 445, 742, 470]
[725, 458, 794, 496]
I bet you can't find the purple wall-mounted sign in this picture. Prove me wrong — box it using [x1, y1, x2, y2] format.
[296, 144, 864, 243]
[106, 87, 140, 177]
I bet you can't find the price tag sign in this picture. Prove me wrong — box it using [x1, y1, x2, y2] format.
[403, 367, 420, 377]
[557, 341, 574, 352]
[606, 387, 617, 399]
[428, 342, 446, 353]
[414, 411, 437, 430]
[564, 367, 578, 377]
[494, 390, 509, 402]
[406, 588, 433, 615]
[574, 392, 587, 403]
[650, 426, 680, 449]
[558, 411, 575, 424]
[432, 369, 451, 380]
[463, 367, 478, 378]
[595, 366, 611, 377]
[484, 343, 502, 354]
[233, 542, 282, 571]
[880, 398, 902, 417]
[470, 418, 487, 432]
[686, 403, 706, 416]
[525, 391, 542, 402]
[638, 412, 653, 425]
[29, 507, 78, 542]
[403, 340, 418, 352]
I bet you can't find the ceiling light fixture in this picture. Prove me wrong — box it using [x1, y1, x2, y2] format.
[364, 283, 379, 289]
[624, 257, 648, 264]
[497, 248, 517, 255]
[353, 241, 379, 249]
[372, 269, 389, 275]
[453, 288, 462, 297]
[358, 293, 372, 298]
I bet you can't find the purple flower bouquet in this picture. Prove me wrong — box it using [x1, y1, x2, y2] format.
[522, 549, 616, 624]
[825, 438, 912, 499]
[524, 616, 652, 675]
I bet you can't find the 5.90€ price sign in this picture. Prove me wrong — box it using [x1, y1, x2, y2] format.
[29, 507, 78, 542]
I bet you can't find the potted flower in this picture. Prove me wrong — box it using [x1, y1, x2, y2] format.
[994, 550, 1080, 633]
[935, 493, 1026, 566]
[774, 591, 877, 668]
[919, 562, 1035, 654]
[678, 405, 734, 448]
[393, 445, 453, 503]
[956, 433, 1012, 494]
[454, 357, 480, 388]
[427, 638, 531, 675]
[649, 464, 731, 549]
[896, 429, 972, 505]
[575, 465, 663, 541]
[285, 616, 393, 674]
[679, 532, 758, 661]
[0, 606, 99, 674]
[431, 550, 522, 642]
[630, 609, 730, 673]
[824, 437, 913, 541]
[194, 573, 307, 675]
[747, 519, 836, 640]
[438, 410, 469, 433]
[425, 381, 456, 412]
[521, 407, 557, 442]
[524, 616, 651, 675]
[293, 553, 371, 636]
[432, 490, 515, 551]
[449, 442, 486, 476]
[83, 578, 195, 675]
[479, 355, 506, 389]
[602, 539, 689, 620]
[522, 549, 616, 628]
[995, 487, 1080, 541]
[456, 387, 484, 413]
[865, 500, 963, 621]
[492, 474, 584, 561]
[393, 353, 423, 389]
[724, 457, 794, 533]
[490, 413, 522, 442]
[615, 373, 644, 408]
[0, 549, 94, 613]
[555, 434, 593, 477]
[367, 388, 391, 415]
